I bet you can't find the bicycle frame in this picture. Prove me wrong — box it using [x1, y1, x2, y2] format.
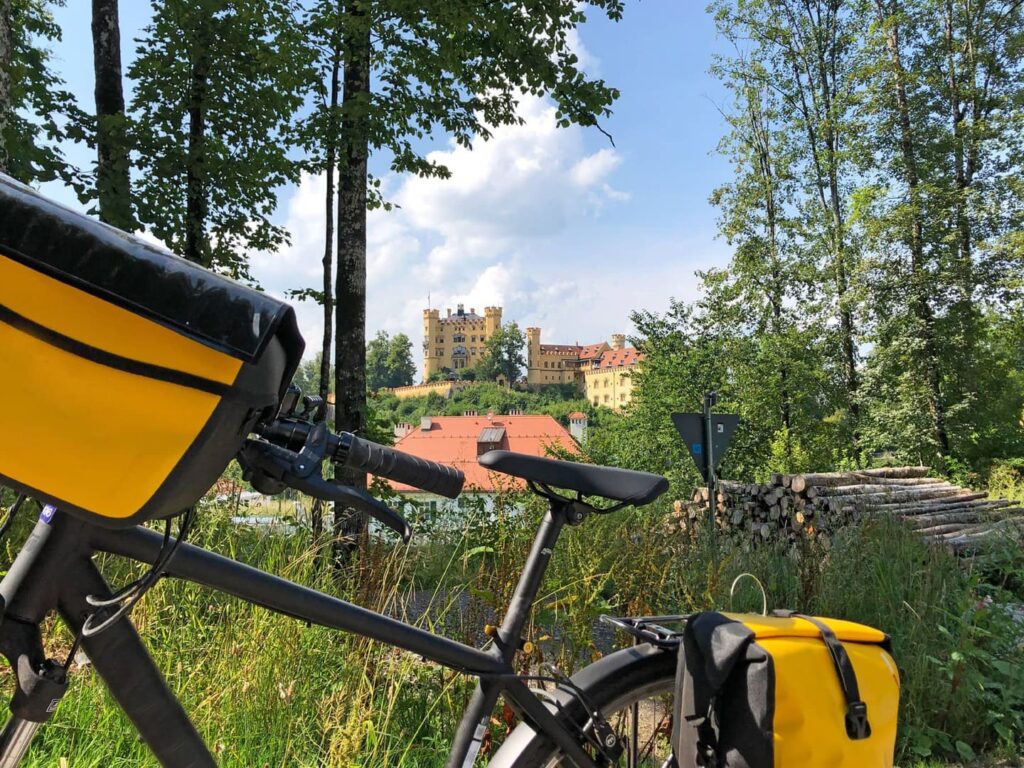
[0, 496, 605, 768]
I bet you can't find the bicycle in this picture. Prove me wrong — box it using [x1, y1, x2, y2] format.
[0, 394, 682, 767]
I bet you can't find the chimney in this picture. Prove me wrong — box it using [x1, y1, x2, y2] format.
[394, 422, 414, 440]
[470, 307, 476, 315]
[447, 308, 452, 317]
[420, 416, 433, 431]
[464, 409, 478, 417]
[507, 408, 523, 416]
[568, 412, 588, 443]
[487, 411, 494, 421]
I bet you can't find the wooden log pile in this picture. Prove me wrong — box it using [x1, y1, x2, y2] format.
[670, 467, 1024, 551]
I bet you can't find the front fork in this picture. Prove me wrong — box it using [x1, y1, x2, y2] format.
[0, 510, 215, 768]
[0, 509, 69, 767]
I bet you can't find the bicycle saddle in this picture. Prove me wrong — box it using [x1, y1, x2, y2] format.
[479, 450, 668, 507]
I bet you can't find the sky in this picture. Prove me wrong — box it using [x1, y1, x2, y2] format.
[38, 2, 737, 375]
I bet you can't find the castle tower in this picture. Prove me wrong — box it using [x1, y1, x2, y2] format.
[484, 306, 502, 339]
[610, 333, 626, 350]
[526, 327, 541, 371]
[423, 309, 441, 379]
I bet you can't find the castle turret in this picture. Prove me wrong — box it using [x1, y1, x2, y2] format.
[423, 309, 441, 379]
[526, 326, 541, 370]
[610, 333, 626, 350]
[484, 306, 502, 339]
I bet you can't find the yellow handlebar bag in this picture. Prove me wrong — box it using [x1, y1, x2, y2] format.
[0, 174, 304, 527]
[673, 611, 900, 767]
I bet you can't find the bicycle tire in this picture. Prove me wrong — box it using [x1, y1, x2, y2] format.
[487, 642, 677, 768]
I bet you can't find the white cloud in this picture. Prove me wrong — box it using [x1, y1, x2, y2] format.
[570, 147, 619, 187]
[250, 94, 722, 378]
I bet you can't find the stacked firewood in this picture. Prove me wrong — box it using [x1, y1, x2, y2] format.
[670, 466, 1024, 550]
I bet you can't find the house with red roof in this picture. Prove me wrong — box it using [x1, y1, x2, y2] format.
[383, 414, 579, 512]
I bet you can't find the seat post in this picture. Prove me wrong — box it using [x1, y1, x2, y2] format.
[493, 498, 575, 664]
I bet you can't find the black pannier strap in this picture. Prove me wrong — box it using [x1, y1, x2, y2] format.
[0, 302, 232, 397]
[773, 610, 872, 740]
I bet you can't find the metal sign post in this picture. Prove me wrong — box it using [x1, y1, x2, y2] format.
[672, 392, 739, 525]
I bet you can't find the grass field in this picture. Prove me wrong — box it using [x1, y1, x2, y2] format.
[0, 490, 1020, 766]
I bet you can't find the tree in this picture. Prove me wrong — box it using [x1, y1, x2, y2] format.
[476, 323, 527, 385]
[290, 0, 343, 406]
[91, 0, 133, 230]
[710, 0, 866, 451]
[1, 0, 83, 184]
[0, 0, 10, 173]
[365, 331, 415, 391]
[328, 0, 625, 558]
[130, 0, 313, 277]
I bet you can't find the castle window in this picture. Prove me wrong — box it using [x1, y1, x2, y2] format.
[604, 394, 610, 403]
[436, 336, 444, 343]
[453, 334, 465, 343]
[471, 336, 476, 342]
[435, 348, 443, 356]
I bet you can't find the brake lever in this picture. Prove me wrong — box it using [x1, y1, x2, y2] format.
[287, 471, 413, 544]
[238, 440, 412, 543]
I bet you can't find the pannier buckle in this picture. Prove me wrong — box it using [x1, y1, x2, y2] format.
[845, 701, 871, 740]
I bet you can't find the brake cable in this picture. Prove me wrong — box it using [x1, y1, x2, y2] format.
[0, 493, 27, 543]
[80, 506, 197, 638]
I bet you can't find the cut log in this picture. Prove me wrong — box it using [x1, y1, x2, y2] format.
[868, 492, 989, 512]
[848, 487, 966, 506]
[816, 482, 951, 497]
[857, 466, 931, 479]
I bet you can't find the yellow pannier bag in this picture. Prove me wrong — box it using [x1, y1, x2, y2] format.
[673, 610, 900, 768]
[0, 174, 303, 526]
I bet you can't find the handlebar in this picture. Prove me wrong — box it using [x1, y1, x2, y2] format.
[333, 432, 464, 499]
[256, 420, 465, 499]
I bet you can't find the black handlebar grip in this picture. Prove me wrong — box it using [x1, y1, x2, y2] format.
[333, 432, 465, 499]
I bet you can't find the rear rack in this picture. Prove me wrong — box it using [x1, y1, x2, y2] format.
[599, 614, 690, 649]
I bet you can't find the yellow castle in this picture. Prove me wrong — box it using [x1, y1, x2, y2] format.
[422, 304, 502, 378]
[417, 305, 642, 409]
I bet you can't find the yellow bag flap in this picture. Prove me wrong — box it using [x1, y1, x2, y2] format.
[721, 612, 889, 644]
[0, 253, 241, 386]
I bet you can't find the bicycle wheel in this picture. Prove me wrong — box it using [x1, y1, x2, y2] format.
[488, 642, 677, 768]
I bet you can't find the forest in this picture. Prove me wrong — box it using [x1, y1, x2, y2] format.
[589, 0, 1024, 494]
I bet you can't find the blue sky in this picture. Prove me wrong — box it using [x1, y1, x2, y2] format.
[39, 1, 736, 371]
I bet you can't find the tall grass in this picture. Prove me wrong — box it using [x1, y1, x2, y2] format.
[0, 489, 1021, 765]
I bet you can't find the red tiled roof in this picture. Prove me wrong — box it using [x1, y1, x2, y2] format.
[578, 342, 608, 360]
[538, 344, 582, 355]
[567, 411, 587, 420]
[594, 348, 643, 369]
[384, 415, 578, 493]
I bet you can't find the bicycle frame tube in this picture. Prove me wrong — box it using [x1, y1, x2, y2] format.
[0, 501, 602, 768]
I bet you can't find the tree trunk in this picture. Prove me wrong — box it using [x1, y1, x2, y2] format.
[91, 0, 134, 231]
[332, 0, 371, 565]
[312, 23, 342, 541]
[185, 44, 210, 266]
[746, 88, 793, 448]
[874, 0, 950, 458]
[0, 0, 11, 174]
